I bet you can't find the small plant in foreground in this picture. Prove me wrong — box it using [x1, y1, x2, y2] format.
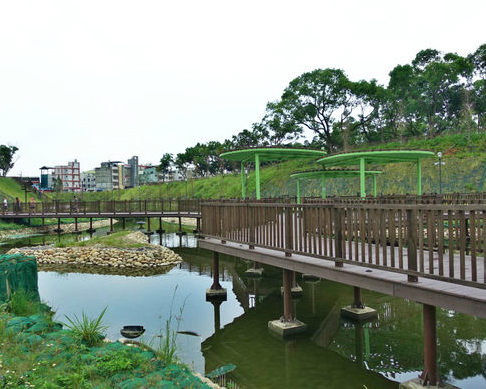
[63, 306, 108, 347]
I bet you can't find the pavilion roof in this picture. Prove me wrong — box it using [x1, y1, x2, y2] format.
[316, 150, 434, 167]
[220, 147, 326, 163]
[290, 169, 382, 179]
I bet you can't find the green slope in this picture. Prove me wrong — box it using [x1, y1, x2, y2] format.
[54, 132, 486, 201]
[0, 178, 42, 202]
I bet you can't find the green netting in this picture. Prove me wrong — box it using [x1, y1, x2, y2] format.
[3, 300, 214, 389]
[0, 253, 39, 301]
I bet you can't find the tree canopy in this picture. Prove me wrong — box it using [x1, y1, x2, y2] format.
[158, 44, 486, 178]
[0, 145, 19, 177]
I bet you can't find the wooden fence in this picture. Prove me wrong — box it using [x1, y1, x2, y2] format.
[201, 201, 486, 287]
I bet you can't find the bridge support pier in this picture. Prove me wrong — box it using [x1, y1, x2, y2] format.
[400, 304, 459, 389]
[122, 218, 126, 230]
[341, 287, 377, 321]
[281, 272, 303, 297]
[156, 217, 165, 234]
[245, 261, 264, 277]
[193, 217, 201, 234]
[206, 252, 227, 301]
[73, 218, 82, 234]
[86, 218, 96, 233]
[53, 218, 63, 234]
[268, 269, 306, 337]
[145, 217, 154, 236]
[176, 216, 187, 236]
[107, 218, 114, 235]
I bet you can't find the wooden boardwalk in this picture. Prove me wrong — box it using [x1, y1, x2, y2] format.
[0, 199, 201, 220]
[200, 201, 486, 319]
[199, 237, 486, 319]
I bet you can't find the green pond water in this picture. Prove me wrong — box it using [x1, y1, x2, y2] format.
[2, 230, 486, 389]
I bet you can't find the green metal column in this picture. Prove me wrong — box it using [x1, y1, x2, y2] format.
[360, 158, 366, 198]
[297, 179, 301, 204]
[373, 175, 377, 197]
[255, 154, 261, 200]
[417, 159, 422, 196]
[321, 176, 327, 199]
[241, 162, 246, 199]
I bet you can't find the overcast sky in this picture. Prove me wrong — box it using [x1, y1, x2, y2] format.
[1, 0, 485, 176]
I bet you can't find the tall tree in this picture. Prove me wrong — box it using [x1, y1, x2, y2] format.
[157, 153, 174, 182]
[265, 68, 353, 152]
[0, 145, 19, 177]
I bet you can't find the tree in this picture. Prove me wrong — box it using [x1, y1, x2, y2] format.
[53, 177, 63, 192]
[265, 68, 354, 151]
[410, 49, 471, 136]
[157, 153, 174, 182]
[0, 145, 18, 177]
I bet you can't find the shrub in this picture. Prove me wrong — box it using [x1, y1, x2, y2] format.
[63, 306, 108, 347]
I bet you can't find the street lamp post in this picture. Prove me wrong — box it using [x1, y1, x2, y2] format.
[434, 152, 445, 194]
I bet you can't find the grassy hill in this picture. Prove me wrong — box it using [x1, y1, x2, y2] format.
[0, 178, 43, 203]
[51, 132, 486, 201]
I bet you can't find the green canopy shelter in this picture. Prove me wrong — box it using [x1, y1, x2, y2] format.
[316, 150, 434, 197]
[290, 169, 383, 204]
[220, 148, 326, 199]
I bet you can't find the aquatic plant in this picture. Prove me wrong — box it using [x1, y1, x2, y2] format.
[142, 286, 186, 366]
[63, 306, 108, 347]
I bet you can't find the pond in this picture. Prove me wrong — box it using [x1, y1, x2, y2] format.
[3, 231, 486, 388]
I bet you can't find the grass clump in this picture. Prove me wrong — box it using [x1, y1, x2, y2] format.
[3, 289, 41, 316]
[142, 287, 185, 366]
[63, 306, 108, 347]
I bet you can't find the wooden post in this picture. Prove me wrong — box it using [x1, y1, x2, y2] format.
[353, 287, 364, 309]
[407, 208, 418, 282]
[420, 304, 439, 386]
[335, 208, 343, 267]
[283, 269, 293, 322]
[285, 206, 292, 256]
[122, 218, 126, 229]
[109, 218, 114, 233]
[210, 252, 222, 290]
[74, 217, 78, 233]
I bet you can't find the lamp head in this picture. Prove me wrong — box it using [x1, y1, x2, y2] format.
[437, 152, 442, 158]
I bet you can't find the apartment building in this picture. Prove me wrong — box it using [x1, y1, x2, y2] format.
[95, 161, 122, 191]
[81, 171, 96, 192]
[51, 160, 81, 192]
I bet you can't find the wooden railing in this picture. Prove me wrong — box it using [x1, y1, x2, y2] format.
[1, 199, 202, 216]
[201, 201, 486, 287]
[303, 193, 486, 205]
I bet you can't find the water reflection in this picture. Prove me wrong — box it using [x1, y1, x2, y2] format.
[3, 231, 486, 388]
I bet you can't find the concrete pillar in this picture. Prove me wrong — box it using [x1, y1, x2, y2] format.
[341, 287, 377, 321]
[268, 269, 306, 337]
